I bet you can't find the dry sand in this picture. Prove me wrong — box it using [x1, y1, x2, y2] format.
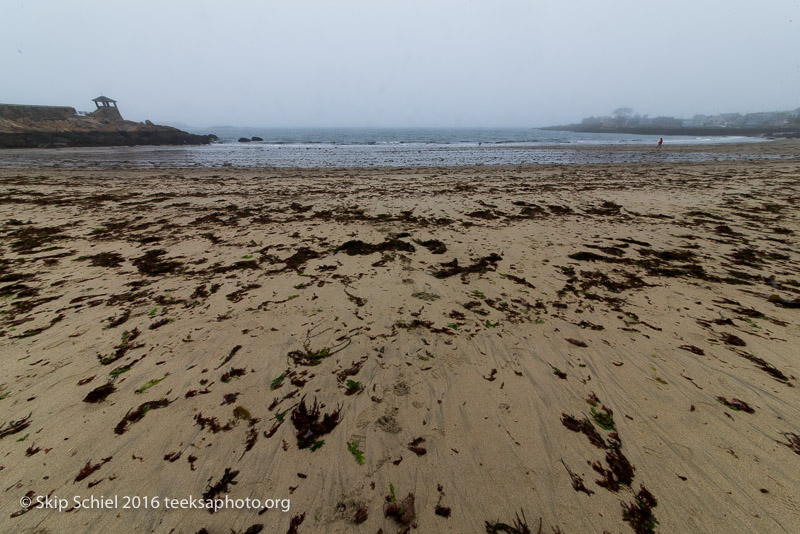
[1, 142, 799, 533]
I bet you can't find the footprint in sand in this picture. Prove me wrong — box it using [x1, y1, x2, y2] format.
[376, 407, 402, 434]
[393, 380, 410, 396]
[356, 407, 379, 430]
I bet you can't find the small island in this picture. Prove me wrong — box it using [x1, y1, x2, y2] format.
[0, 96, 216, 148]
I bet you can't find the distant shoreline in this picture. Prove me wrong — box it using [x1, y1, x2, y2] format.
[542, 124, 800, 138]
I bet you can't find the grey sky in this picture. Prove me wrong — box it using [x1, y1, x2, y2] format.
[2, 0, 798, 127]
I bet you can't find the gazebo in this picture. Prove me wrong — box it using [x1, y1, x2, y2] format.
[92, 96, 118, 109]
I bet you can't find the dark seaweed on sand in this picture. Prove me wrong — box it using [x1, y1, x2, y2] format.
[384, 492, 416, 531]
[212, 259, 260, 273]
[734, 350, 790, 383]
[336, 238, 416, 256]
[679, 345, 705, 356]
[415, 239, 447, 254]
[221, 367, 247, 382]
[149, 317, 171, 330]
[9, 225, 63, 253]
[622, 485, 659, 534]
[106, 309, 131, 328]
[716, 396, 755, 413]
[0, 413, 32, 439]
[13, 312, 64, 338]
[291, 396, 341, 450]
[778, 432, 800, 455]
[100, 327, 143, 365]
[132, 249, 182, 276]
[337, 356, 368, 385]
[194, 413, 236, 433]
[74, 456, 112, 482]
[114, 399, 171, 434]
[500, 272, 536, 289]
[286, 513, 306, 534]
[83, 382, 116, 403]
[592, 447, 635, 491]
[215, 345, 242, 369]
[432, 253, 502, 279]
[565, 338, 588, 348]
[241, 427, 259, 459]
[164, 451, 182, 462]
[202, 467, 239, 513]
[435, 504, 452, 517]
[354, 503, 369, 523]
[279, 247, 321, 271]
[562, 460, 595, 496]
[561, 413, 607, 449]
[721, 333, 746, 346]
[484, 509, 532, 534]
[288, 335, 352, 366]
[408, 437, 427, 456]
[83, 252, 125, 268]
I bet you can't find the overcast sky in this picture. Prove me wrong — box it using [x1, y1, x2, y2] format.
[1, 0, 798, 128]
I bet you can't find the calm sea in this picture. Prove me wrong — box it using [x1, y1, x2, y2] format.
[0, 127, 770, 169]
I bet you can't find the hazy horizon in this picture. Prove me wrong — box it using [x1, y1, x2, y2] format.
[2, 1, 798, 128]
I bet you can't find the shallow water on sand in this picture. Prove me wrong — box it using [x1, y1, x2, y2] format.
[0, 142, 781, 169]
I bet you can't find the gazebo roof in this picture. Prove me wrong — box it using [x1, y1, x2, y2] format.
[92, 96, 117, 103]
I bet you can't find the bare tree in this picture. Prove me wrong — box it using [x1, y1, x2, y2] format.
[613, 107, 634, 120]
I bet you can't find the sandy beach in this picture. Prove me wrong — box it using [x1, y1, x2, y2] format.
[1, 142, 799, 533]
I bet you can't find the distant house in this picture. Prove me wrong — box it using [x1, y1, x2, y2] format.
[90, 96, 123, 121]
[650, 116, 683, 128]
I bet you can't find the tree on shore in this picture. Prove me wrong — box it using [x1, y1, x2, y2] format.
[613, 107, 634, 121]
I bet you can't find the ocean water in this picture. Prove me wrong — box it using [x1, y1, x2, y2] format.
[0, 128, 771, 169]
[202, 127, 762, 147]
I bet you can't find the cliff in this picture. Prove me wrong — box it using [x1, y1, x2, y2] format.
[0, 104, 216, 148]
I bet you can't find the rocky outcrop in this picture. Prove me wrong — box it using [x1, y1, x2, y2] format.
[0, 130, 217, 148]
[0, 103, 216, 148]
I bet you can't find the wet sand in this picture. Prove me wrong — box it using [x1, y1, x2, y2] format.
[1, 143, 799, 533]
[525, 138, 799, 155]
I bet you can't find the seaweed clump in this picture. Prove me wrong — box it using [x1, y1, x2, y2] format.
[415, 239, 447, 254]
[561, 413, 608, 449]
[114, 399, 171, 434]
[432, 253, 502, 279]
[716, 396, 755, 413]
[201, 467, 239, 513]
[85, 252, 125, 268]
[10, 226, 62, 253]
[336, 238, 415, 256]
[132, 249, 182, 276]
[83, 383, 116, 403]
[485, 510, 532, 533]
[385, 489, 416, 533]
[622, 485, 659, 534]
[74, 456, 112, 482]
[291, 396, 341, 450]
[592, 448, 635, 491]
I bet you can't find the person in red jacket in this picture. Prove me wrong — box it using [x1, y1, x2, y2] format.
[656, 137, 663, 149]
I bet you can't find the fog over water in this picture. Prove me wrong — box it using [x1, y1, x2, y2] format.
[2, 0, 798, 128]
